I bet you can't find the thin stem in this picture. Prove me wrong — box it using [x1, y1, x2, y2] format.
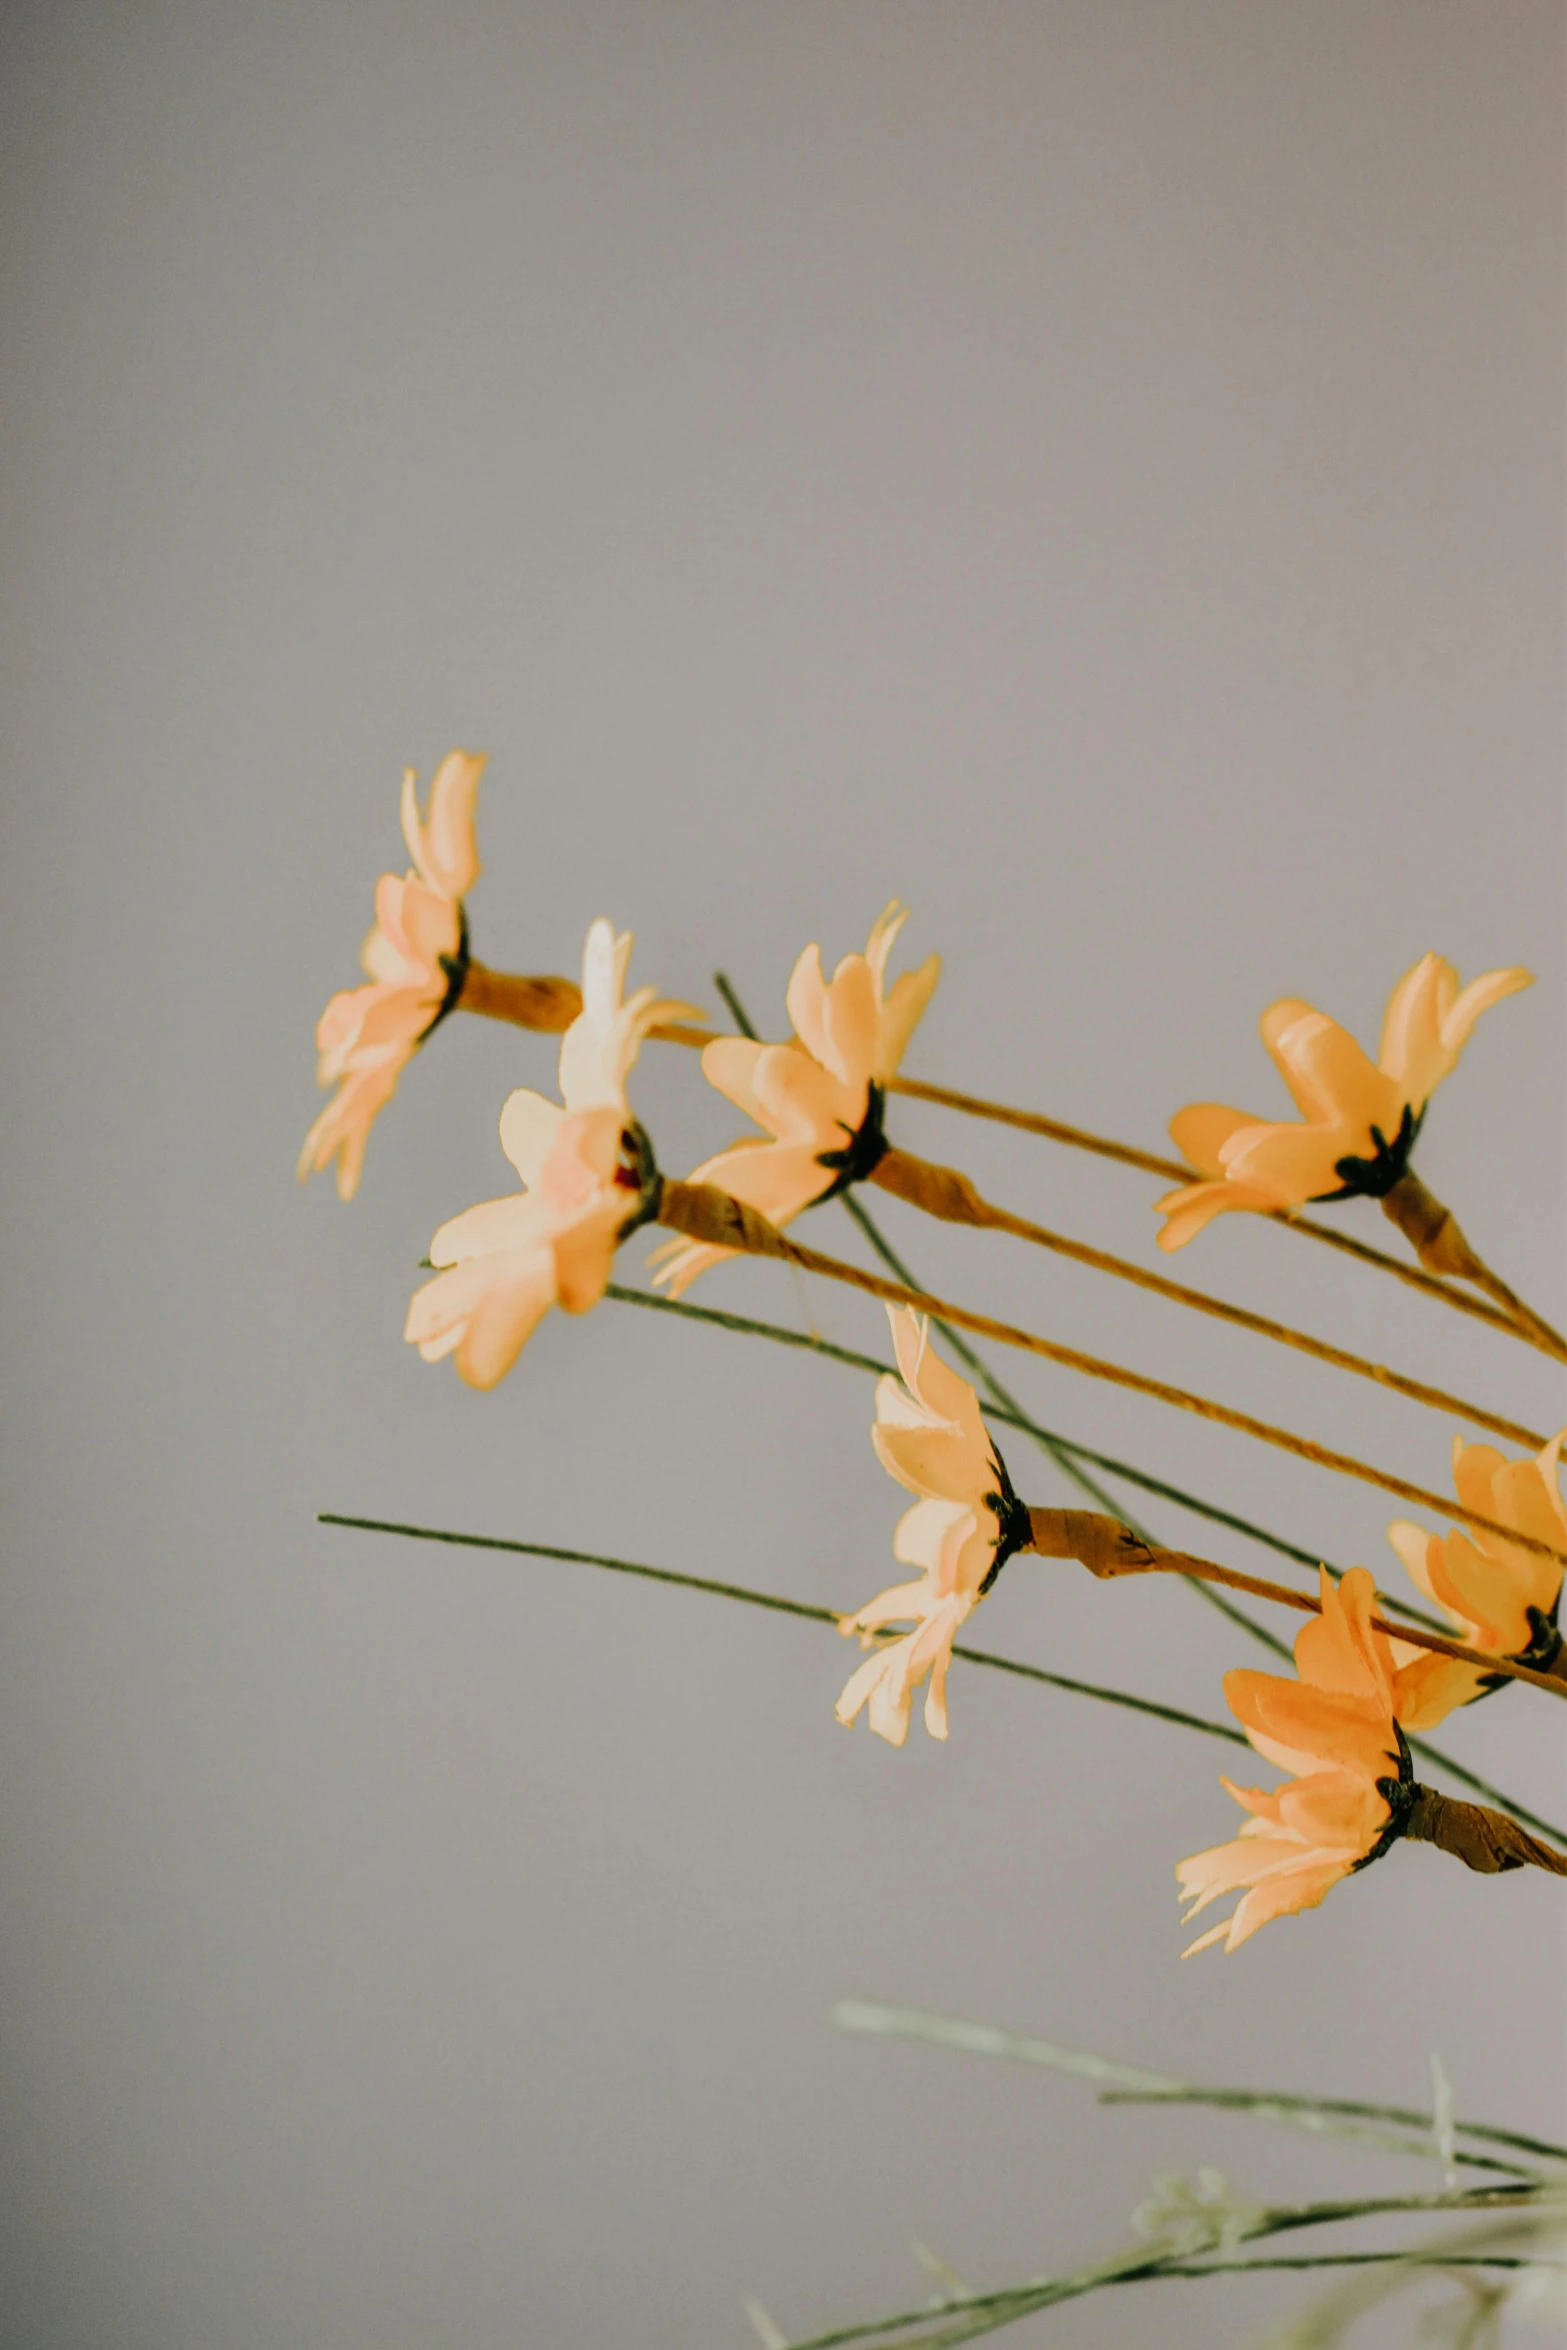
[771, 2187, 1546, 2350]
[1157, 2252, 1551, 2274]
[1022, 1508, 1567, 1700]
[771, 2257, 1555, 2350]
[458, 960, 1535, 1343]
[1383, 1171, 1567, 1364]
[605, 1285, 1567, 1845]
[1098, 2092, 1563, 2171]
[608, 1284, 1343, 1588]
[716, 969, 1296, 1669]
[826, 2002, 1567, 2165]
[885, 1074, 1533, 1345]
[314, 1514, 1249, 1749]
[870, 1146, 1548, 1450]
[655, 1183, 1567, 1583]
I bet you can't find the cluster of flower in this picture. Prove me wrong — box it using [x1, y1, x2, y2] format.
[302, 755, 1563, 1956]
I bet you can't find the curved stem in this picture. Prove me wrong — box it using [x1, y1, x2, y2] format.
[771, 2186, 1546, 2350]
[313, 1513, 1249, 1749]
[869, 1147, 1547, 1450]
[830, 2001, 1567, 2163]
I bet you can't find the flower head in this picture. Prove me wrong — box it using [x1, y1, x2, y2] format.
[1177, 1567, 1410, 1954]
[1385, 1429, 1567, 1728]
[299, 752, 486, 1199]
[1156, 955, 1531, 1252]
[404, 920, 693, 1388]
[835, 1307, 1028, 1746]
[648, 903, 939, 1296]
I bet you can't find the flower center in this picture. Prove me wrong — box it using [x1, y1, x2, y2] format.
[419, 902, 473, 1043]
[613, 1121, 665, 1240]
[813, 1082, 889, 1203]
[979, 1446, 1032, 1596]
[1318, 1101, 1424, 1203]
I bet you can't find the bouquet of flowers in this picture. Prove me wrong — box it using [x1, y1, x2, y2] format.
[303, 752, 1566, 2346]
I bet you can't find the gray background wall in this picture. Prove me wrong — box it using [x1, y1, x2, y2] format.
[2, 5, 1562, 2345]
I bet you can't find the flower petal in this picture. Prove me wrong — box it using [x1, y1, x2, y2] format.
[1169, 1103, 1263, 1176]
[878, 954, 941, 1079]
[498, 1089, 567, 1187]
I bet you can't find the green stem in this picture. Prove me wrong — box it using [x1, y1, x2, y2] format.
[604, 1286, 1567, 1849]
[1097, 2089, 1566, 2169]
[771, 2187, 1547, 2350]
[604, 1285, 1442, 1623]
[826, 2003, 1567, 2167]
[717, 971, 1295, 1660]
[315, 1514, 1247, 1749]
[1156, 2251, 1549, 2274]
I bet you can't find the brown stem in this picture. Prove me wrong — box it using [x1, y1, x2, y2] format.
[454, 966, 1531, 1344]
[459, 962, 716, 1049]
[1382, 1173, 1567, 1363]
[886, 1076, 1526, 1343]
[652, 1181, 1567, 1588]
[459, 962, 582, 1033]
[1021, 1509, 1567, 1701]
[1403, 1785, 1567, 1877]
[868, 1147, 1547, 1451]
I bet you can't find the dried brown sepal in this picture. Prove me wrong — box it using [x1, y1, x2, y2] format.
[1025, 1508, 1160, 1580]
[656, 1179, 799, 1262]
[869, 1145, 990, 1225]
[1403, 1785, 1567, 1877]
[1382, 1172, 1567, 1361]
[1382, 1169, 1472, 1280]
[459, 963, 584, 1032]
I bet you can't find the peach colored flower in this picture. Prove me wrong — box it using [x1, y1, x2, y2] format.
[299, 752, 486, 1199]
[1156, 955, 1531, 1252]
[404, 920, 694, 1389]
[1385, 1428, 1567, 1729]
[648, 903, 939, 1296]
[1177, 1567, 1410, 1955]
[835, 1307, 1029, 1746]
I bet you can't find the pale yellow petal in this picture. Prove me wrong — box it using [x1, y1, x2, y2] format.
[699, 1036, 769, 1124]
[423, 749, 484, 899]
[1262, 1004, 1398, 1134]
[1219, 1121, 1359, 1206]
[784, 942, 831, 1069]
[498, 1089, 567, 1188]
[428, 1191, 554, 1268]
[1155, 1178, 1275, 1250]
[819, 953, 878, 1092]
[1168, 1103, 1263, 1176]
[876, 953, 941, 1080]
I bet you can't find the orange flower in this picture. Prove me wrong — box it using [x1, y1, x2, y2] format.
[1385, 1429, 1567, 1729]
[1156, 955, 1531, 1251]
[835, 1307, 1028, 1746]
[648, 903, 939, 1295]
[299, 752, 486, 1199]
[404, 920, 693, 1388]
[1177, 1568, 1409, 1955]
